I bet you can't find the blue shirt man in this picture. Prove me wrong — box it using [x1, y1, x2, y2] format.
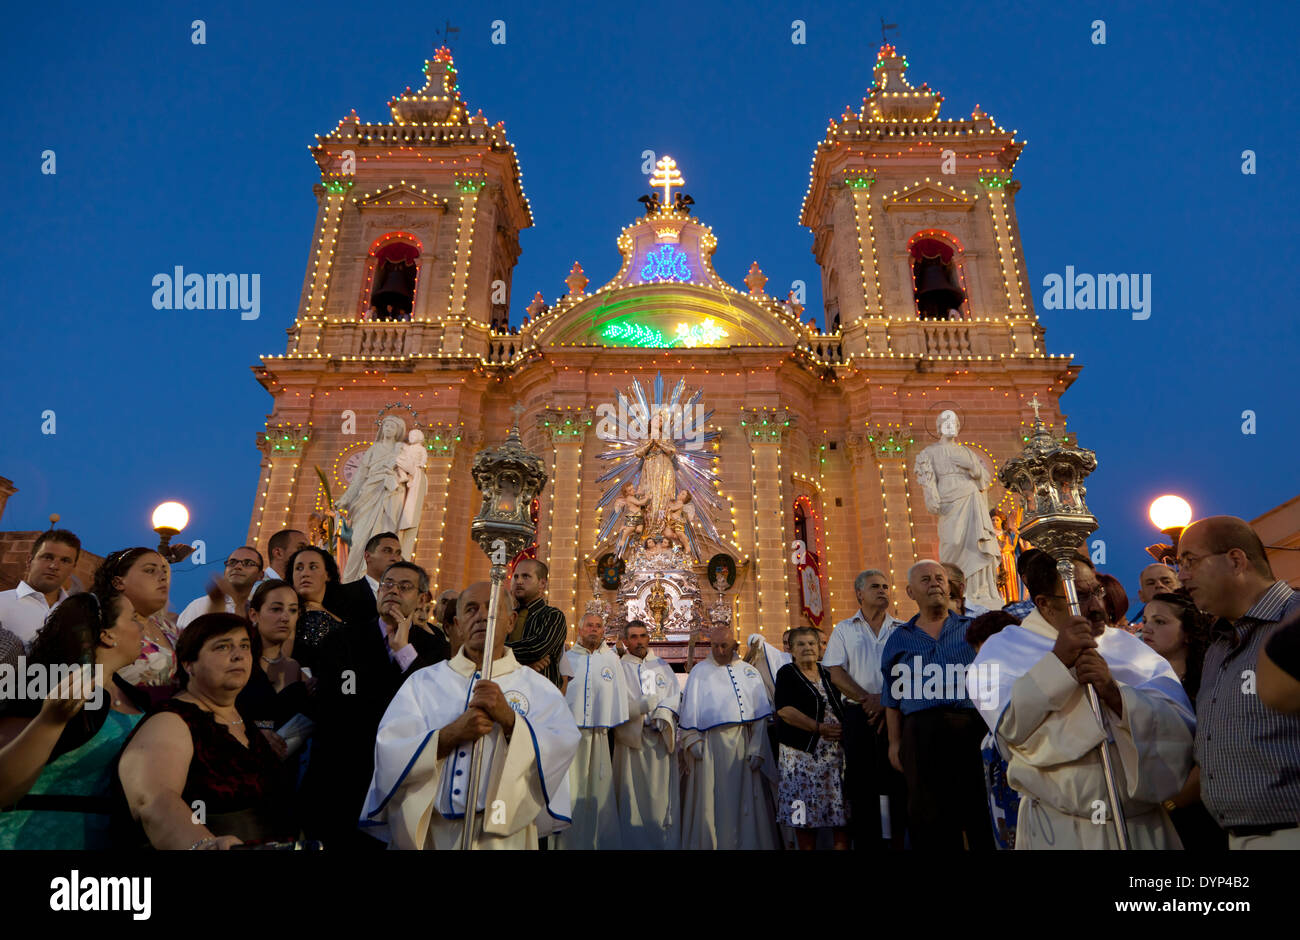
[881, 560, 992, 851]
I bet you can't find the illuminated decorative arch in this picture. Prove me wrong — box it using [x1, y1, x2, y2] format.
[359, 232, 424, 320]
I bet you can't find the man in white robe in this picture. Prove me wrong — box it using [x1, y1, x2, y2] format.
[678, 627, 779, 850]
[614, 619, 681, 849]
[359, 580, 580, 849]
[553, 612, 629, 849]
[970, 555, 1194, 849]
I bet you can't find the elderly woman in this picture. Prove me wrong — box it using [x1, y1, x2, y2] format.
[117, 613, 296, 849]
[97, 548, 181, 705]
[287, 547, 344, 674]
[0, 589, 148, 849]
[774, 626, 848, 849]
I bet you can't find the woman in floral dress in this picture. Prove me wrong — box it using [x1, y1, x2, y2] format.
[774, 626, 849, 849]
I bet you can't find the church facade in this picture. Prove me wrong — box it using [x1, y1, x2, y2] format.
[246, 44, 1080, 640]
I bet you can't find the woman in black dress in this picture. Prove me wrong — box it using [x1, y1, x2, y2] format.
[238, 580, 312, 745]
[286, 547, 344, 675]
[117, 614, 295, 848]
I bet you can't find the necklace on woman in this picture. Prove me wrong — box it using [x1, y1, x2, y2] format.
[261, 654, 283, 665]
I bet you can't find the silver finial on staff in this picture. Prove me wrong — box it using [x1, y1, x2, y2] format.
[999, 405, 1131, 849]
[461, 420, 547, 850]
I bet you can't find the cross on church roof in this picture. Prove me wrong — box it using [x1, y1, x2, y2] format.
[649, 156, 684, 207]
[510, 401, 526, 424]
[1028, 394, 1042, 421]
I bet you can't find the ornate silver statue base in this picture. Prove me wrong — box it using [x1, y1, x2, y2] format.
[591, 544, 708, 667]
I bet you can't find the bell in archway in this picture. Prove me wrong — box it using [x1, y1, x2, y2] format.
[914, 256, 964, 319]
[371, 264, 414, 317]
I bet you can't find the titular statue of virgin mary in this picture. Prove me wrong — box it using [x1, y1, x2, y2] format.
[594, 374, 725, 561]
[914, 409, 1003, 611]
[337, 414, 419, 582]
[634, 407, 678, 534]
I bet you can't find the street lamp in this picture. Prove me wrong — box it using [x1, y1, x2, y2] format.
[152, 501, 194, 564]
[1145, 495, 1192, 564]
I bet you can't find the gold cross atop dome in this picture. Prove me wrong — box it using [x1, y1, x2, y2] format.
[649, 156, 684, 206]
[1028, 394, 1042, 421]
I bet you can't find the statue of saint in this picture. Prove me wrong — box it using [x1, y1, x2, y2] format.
[337, 415, 414, 582]
[914, 410, 1003, 611]
[634, 408, 678, 536]
[394, 429, 429, 558]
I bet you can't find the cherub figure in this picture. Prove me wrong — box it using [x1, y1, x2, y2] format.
[614, 482, 651, 554]
[664, 490, 695, 556]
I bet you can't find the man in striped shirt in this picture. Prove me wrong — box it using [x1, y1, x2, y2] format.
[505, 559, 568, 689]
[1180, 515, 1300, 849]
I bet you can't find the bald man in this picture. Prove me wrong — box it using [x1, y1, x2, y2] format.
[678, 627, 778, 849]
[360, 580, 580, 849]
[1178, 515, 1300, 849]
[553, 612, 628, 850]
[1137, 564, 1180, 605]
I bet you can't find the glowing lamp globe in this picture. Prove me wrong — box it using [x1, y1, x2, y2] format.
[1148, 495, 1191, 533]
[152, 501, 189, 536]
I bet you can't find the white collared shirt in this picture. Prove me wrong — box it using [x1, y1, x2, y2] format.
[821, 609, 903, 700]
[365, 574, 379, 594]
[0, 581, 70, 649]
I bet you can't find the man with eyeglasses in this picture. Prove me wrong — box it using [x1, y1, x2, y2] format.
[176, 546, 263, 629]
[1178, 515, 1300, 849]
[969, 552, 1194, 849]
[301, 560, 441, 850]
[334, 531, 403, 626]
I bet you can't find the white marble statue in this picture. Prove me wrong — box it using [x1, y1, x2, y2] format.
[394, 429, 429, 558]
[337, 415, 420, 582]
[913, 410, 1003, 612]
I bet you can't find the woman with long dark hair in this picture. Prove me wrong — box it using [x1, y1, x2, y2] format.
[1141, 591, 1223, 850]
[0, 587, 148, 848]
[286, 547, 343, 674]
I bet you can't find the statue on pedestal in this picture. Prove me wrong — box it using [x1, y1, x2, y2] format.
[913, 409, 1003, 611]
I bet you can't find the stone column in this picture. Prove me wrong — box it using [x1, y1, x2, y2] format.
[746, 409, 794, 634]
[251, 423, 312, 554]
[538, 410, 585, 633]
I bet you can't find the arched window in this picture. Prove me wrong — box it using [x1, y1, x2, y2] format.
[908, 233, 968, 320]
[364, 234, 422, 321]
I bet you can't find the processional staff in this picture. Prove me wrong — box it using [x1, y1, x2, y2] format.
[461, 419, 548, 851]
[999, 397, 1131, 849]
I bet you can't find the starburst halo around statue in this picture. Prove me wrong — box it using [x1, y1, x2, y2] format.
[593, 372, 725, 561]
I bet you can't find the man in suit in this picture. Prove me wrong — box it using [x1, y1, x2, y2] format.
[301, 559, 436, 849]
[332, 531, 403, 626]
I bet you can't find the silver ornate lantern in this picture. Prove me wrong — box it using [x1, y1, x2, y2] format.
[998, 397, 1130, 849]
[461, 419, 547, 850]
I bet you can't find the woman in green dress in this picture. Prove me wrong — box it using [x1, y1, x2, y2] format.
[0, 584, 147, 849]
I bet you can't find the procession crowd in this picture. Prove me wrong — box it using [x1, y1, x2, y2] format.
[1, 513, 1298, 851]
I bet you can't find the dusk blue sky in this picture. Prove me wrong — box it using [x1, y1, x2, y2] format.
[1, 1, 1295, 614]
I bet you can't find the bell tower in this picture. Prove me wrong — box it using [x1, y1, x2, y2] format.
[286, 46, 532, 358]
[800, 43, 1043, 357]
[246, 47, 534, 560]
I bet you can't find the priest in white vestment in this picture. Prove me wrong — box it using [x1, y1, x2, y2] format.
[970, 556, 1194, 849]
[359, 580, 580, 849]
[678, 627, 779, 850]
[745, 632, 793, 703]
[614, 619, 681, 849]
[553, 612, 629, 849]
